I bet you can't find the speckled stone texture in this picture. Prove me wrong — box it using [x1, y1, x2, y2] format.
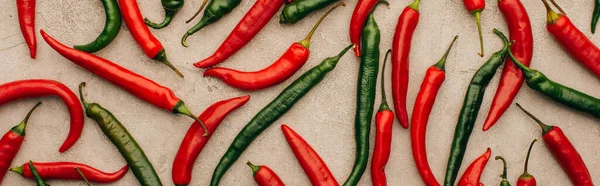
[0, 0, 599, 185]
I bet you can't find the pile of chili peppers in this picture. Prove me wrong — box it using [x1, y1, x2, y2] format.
[7, 0, 600, 185]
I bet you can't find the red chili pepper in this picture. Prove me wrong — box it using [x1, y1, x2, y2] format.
[9, 162, 128, 183]
[281, 124, 338, 186]
[40, 30, 209, 136]
[457, 148, 491, 186]
[203, 2, 344, 90]
[117, 0, 183, 77]
[349, 0, 382, 56]
[193, 0, 285, 68]
[411, 36, 457, 186]
[172, 95, 250, 186]
[482, 0, 533, 131]
[517, 139, 538, 186]
[0, 80, 83, 152]
[16, 0, 36, 59]
[247, 161, 285, 186]
[391, 0, 419, 129]
[371, 50, 393, 186]
[516, 103, 594, 186]
[463, 0, 485, 57]
[0, 102, 40, 183]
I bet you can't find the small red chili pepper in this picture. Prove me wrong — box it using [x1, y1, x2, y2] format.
[10, 162, 128, 183]
[349, 0, 383, 56]
[391, 0, 420, 129]
[172, 95, 250, 186]
[247, 161, 285, 186]
[281, 124, 339, 186]
[463, 0, 485, 57]
[482, 0, 533, 131]
[457, 148, 491, 186]
[371, 50, 393, 186]
[193, 0, 285, 68]
[203, 2, 344, 90]
[517, 139, 537, 186]
[117, 0, 183, 77]
[16, 0, 36, 59]
[0, 102, 40, 183]
[40, 30, 210, 136]
[411, 36, 457, 186]
[516, 103, 594, 186]
[0, 79, 84, 153]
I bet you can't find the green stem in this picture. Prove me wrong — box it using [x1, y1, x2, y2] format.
[541, 0, 561, 23]
[75, 167, 92, 186]
[299, 2, 345, 48]
[523, 139, 537, 174]
[246, 161, 261, 176]
[494, 156, 508, 180]
[154, 50, 184, 78]
[474, 11, 484, 57]
[144, 10, 175, 29]
[515, 103, 553, 135]
[549, 0, 566, 15]
[186, 0, 209, 23]
[173, 101, 209, 136]
[408, 0, 420, 11]
[9, 165, 24, 175]
[379, 50, 391, 111]
[507, 49, 536, 78]
[78, 82, 91, 109]
[433, 35, 458, 71]
[12, 102, 42, 136]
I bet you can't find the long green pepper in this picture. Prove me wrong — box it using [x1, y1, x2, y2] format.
[210, 44, 353, 186]
[73, 0, 121, 53]
[507, 50, 600, 118]
[444, 29, 510, 186]
[78, 83, 162, 186]
[182, 0, 242, 46]
[279, 0, 338, 24]
[592, 0, 600, 33]
[145, 0, 184, 29]
[28, 161, 49, 186]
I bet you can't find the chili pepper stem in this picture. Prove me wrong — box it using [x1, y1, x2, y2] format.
[541, 0, 561, 23]
[408, 0, 420, 11]
[549, 0, 566, 15]
[474, 11, 484, 57]
[495, 156, 508, 180]
[144, 10, 175, 29]
[78, 82, 92, 109]
[379, 50, 392, 111]
[515, 103, 553, 134]
[154, 51, 184, 78]
[186, 0, 209, 23]
[173, 101, 209, 136]
[433, 35, 459, 71]
[246, 161, 261, 176]
[75, 167, 93, 186]
[9, 166, 23, 175]
[521, 139, 538, 177]
[12, 102, 42, 136]
[299, 1, 345, 48]
[506, 50, 536, 79]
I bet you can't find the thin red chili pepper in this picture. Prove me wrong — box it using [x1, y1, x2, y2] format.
[172, 95, 250, 186]
[0, 102, 40, 183]
[0, 79, 83, 153]
[118, 0, 183, 77]
[349, 0, 381, 56]
[247, 161, 286, 186]
[391, 0, 419, 129]
[203, 2, 344, 90]
[40, 30, 210, 136]
[193, 0, 285, 68]
[281, 124, 339, 186]
[457, 148, 491, 186]
[10, 162, 128, 183]
[411, 36, 457, 186]
[16, 0, 36, 59]
[482, 0, 533, 131]
[463, 0, 485, 57]
[371, 50, 393, 186]
[516, 103, 594, 186]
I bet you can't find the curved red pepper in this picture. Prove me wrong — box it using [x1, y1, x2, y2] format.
[483, 0, 533, 131]
[0, 80, 83, 153]
[371, 50, 393, 186]
[247, 161, 285, 186]
[172, 95, 250, 186]
[391, 0, 419, 129]
[457, 148, 491, 186]
[281, 125, 338, 186]
[193, 0, 285, 68]
[0, 102, 40, 183]
[10, 162, 128, 183]
[16, 0, 36, 59]
[349, 0, 380, 56]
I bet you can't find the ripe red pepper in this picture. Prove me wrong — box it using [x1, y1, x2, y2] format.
[281, 125, 338, 186]
[349, 0, 381, 56]
[247, 161, 285, 186]
[40, 30, 209, 136]
[517, 139, 538, 186]
[371, 50, 393, 186]
[203, 2, 344, 90]
[391, 0, 419, 129]
[516, 103, 594, 186]
[117, 0, 183, 77]
[10, 162, 128, 183]
[0, 102, 40, 183]
[411, 36, 457, 186]
[172, 95, 250, 186]
[457, 148, 491, 186]
[482, 0, 533, 131]
[16, 0, 36, 59]
[193, 0, 285, 68]
[463, 0, 485, 57]
[0, 80, 84, 153]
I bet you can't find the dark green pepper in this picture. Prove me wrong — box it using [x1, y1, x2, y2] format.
[28, 161, 49, 186]
[145, 0, 184, 29]
[279, 0, 338, 24]
[182, 0, 242, 47]
[593, 0, 600, 33]
[73, 0, 121, 53]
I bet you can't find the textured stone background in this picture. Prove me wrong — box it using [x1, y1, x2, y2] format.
[1, 0, 599, 185]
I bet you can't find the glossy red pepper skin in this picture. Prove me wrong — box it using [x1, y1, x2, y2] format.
[281, 125, 339, 186]
[371, 109, 393, 186]
[349, 0, 379, 56]
[547, 16, 600, 78]
[483, 0, 533, 131]
[0, 103, 40, 183]
[12, 162, 128, 183]
[172, 95, 250, 186]
[16, 0, 36, 59]
[543, 127, 593, 185]
[517, 177, 535, 186]
[0, 80, 83, 153]
[457, 148, 491, 186]
[247, 162, 286, 186]
[391, 0, 419, 129]
[118, 0, 163, 59]
[194, 0, 285, 68]
[463, 0, 484, 12]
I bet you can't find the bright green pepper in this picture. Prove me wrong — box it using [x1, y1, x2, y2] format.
[145, 0, 184, 29]
[73, 0, 121, 53]
[279, 0, 338, 24]
[182, 0, 242, 46]
[28, 161, 49, 186]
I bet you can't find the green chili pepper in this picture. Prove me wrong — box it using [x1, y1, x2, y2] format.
[78, 82, 162, 186]
[593, 0, 600, 33]
[28, 161, 49, 186]
[73, 0, 121, 53]
[210, 44, 353, 186]
[507, 50, 600, 118]
[444, 29, 510, 186]
[145, 0, 184, 29]
[279, 0, 338, 24]
[182, 0, 242, 47]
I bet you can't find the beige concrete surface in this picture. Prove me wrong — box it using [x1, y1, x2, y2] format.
[1, 0, 599, 185]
